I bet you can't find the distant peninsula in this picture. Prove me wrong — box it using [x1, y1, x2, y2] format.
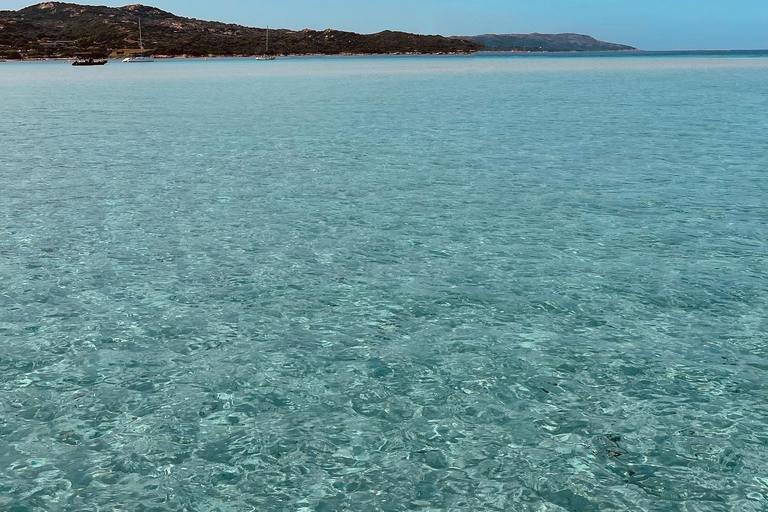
[458, 33, 637, 52]
[0, 2, 636, 59]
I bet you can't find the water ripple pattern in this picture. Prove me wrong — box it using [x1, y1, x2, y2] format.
[1, 54, 767, 511]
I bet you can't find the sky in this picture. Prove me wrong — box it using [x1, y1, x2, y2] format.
[1, 0, 767, 50]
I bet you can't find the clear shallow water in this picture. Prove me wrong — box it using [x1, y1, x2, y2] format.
[1, 55, 767, 511]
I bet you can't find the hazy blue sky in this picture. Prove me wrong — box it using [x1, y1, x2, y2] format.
[2, 0, 767, 50]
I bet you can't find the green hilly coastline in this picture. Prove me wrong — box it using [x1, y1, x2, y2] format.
[459, 33, 636, 52]
[0, 2, 480, 58]
[0, 2, 635, 59]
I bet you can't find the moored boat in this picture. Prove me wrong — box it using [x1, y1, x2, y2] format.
[122, 55, 154, 63]
[123, 16, 154, 63]
[72, 58, 107, 66]
[255, 26, 277, 60]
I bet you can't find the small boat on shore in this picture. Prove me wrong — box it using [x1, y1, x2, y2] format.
[72, 58, 107, 66]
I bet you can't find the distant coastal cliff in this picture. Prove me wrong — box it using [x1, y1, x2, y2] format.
[0, 2, 635, 59]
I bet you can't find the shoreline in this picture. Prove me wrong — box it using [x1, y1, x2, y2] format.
[4, 49, 767, 63]
[4, 51, 480, 61]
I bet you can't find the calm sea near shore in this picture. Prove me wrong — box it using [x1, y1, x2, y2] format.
[1, 53, 767, 511]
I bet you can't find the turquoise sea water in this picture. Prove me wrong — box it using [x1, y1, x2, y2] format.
[1, 54, 767, 511]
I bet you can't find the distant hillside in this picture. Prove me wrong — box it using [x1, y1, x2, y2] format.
[457, 33, 636, 52]
[0, 2, 481, 58]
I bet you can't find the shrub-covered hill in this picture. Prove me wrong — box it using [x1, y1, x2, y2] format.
[457, 33, 637, 52]
[0, 2, 482, 57]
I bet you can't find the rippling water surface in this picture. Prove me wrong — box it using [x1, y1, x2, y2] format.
[1, 54, 767, 511]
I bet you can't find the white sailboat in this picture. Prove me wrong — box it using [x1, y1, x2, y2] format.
[255, 26, 277, 60]
[123, 16, 154, 63]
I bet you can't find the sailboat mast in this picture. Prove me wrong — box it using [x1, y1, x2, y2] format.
[139, 16, 143, 50]
[266, 26, 269, 54]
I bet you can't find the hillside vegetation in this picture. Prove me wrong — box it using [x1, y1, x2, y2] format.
[0, 2, 481, 58]
[0, 3, 636, 59]
[459, 33, 636, 52]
